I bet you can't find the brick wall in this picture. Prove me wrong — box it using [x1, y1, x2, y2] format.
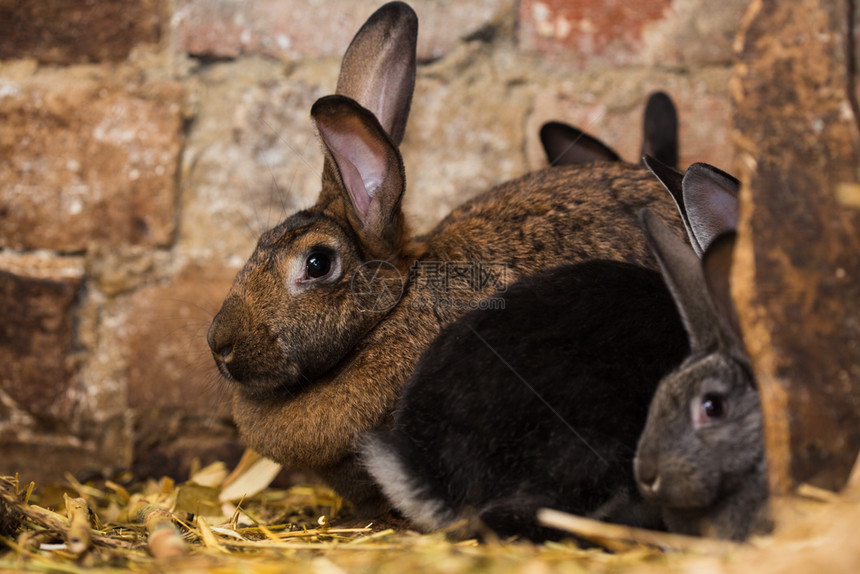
[0, 0, 748, 483]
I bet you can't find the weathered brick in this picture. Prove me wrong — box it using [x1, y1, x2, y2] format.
[118, 260, 243, 479]
[638, 0, 750, 68]
[519, 0, 671, 67]
[0, 255, 83, 426]
[0, 70, 183, 252]
[0, 0, 163, 64]
[181, 49, 532, 247]
[0, 253, 134, 483]
[179, 58, 330, 260]
[173, 0, 514, 63]
[402, 45, 531, 232]
[519, 0, 747, 68]
[0, 431, 128, 484]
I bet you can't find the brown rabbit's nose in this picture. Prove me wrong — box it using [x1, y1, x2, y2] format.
[208, 319, 234, 362]
[208, 297, 242, 367]
[215, 343, 234, 363]
[207, 324, 233, 364]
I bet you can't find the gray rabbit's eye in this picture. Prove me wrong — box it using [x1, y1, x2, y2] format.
[702, 393, 726, 418]
[306, 252, 333, 278]
[692, 392, 728, 429]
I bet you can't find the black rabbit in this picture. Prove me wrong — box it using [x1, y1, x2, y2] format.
[361, 256, 690, 541]
[540, 91, 679, 169]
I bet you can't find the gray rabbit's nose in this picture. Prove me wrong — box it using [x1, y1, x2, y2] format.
[634, 457, 662, 495]
[641, 474, 661, 495]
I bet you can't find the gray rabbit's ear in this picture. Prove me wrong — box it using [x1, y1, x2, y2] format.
[640, 208, 720, 352]
[641, 91, 679, 170]
[336, 2, 418, 146]
[643, 154, 701, 256]
[702, 231, 743, 343]
[682, 163, 739, 254]
[539, 121, 621, 166]
[313, 95, 405, 245]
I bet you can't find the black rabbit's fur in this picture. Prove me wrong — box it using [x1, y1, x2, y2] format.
[362, 259, 690, 541]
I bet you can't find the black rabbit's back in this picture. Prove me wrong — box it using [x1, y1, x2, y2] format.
[367, 259, 690, 540]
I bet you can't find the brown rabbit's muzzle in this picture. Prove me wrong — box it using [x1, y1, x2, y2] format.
[207, 294, 303, 395]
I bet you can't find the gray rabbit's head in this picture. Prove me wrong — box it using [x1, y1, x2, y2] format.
[634, 210, 768, 541]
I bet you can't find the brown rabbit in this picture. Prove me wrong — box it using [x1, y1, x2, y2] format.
[207, 2, 685, 515]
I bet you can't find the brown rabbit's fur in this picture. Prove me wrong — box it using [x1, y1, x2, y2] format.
[208, 2, 685, 513]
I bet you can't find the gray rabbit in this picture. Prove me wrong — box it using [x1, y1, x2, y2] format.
[644, 157, 739, 257]
[634, 209, 769, 541]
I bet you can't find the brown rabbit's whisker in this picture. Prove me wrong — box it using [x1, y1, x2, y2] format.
[261, 117, 318, 174]
[269, 167, 290, 226]
[258, 119, 318, 227]
[166, 297, 220, 320]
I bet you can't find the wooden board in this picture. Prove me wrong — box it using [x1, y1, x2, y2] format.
[732, 0, 860, 493]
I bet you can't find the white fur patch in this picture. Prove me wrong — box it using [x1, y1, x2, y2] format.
[360, 437, 456, 532]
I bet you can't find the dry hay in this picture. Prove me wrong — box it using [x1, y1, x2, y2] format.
[1, 451, 859, 574]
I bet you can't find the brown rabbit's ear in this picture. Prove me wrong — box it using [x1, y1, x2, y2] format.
[702, 231, 743, 343]
[313, 95, 405, 246]
[639, 208, 720, 353]
[539, 121, 621, 166]
[682, 163, 740, 254]
[336, 1, 418, 146]
[641, 91, 679, 170]
[643, 154, 699, 255]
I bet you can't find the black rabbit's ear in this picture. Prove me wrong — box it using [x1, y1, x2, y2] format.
[643, 154, 700, 256]
[640, 209, 720, 352]
[682, 163, 740, 254]
[702, 231, 743, 343]
[641, 91, 679, 170]
[336, 2, 418, 146]
[539, 121, 621, 166]
[313, 95, 405, 247]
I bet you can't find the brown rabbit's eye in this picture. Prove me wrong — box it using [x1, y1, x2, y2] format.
[701, 393, 727, 419]
[306, 253, 332, 279]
